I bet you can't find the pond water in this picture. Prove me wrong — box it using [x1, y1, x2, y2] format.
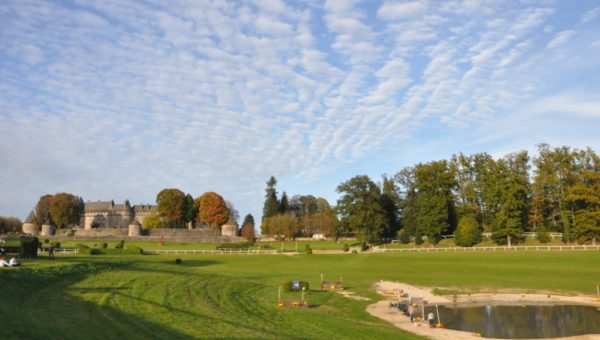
[424, 304, 600, 339]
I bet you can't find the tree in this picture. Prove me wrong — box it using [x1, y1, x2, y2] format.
[567, 149, 600, 244]
[395, 167, 418, 238]
[197, 192, 229, 230]
[156, 188, 186, 228]
[380, 175, 400, 238]
[0, 216, 22, 233]
[34, 194, 53, 225]
[142, 212, 162, 229]
[491, 152, 530, 246]
[266, 213, 298, 239]
[183, 194, 197, 224]
[240, 214, 255, 242]
[279, 192, 289, 214]
[261, 176, 279, 234]
[413, 160, 457, 244]
[454, 214, 482, 247]
[49, 193, 84, 228]
[336, 175, 388, 243]
[225, 200, 240, 224]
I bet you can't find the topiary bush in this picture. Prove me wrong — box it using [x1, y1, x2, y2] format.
[19, 236, 39, 258]
[102, 242, 108, 249]
[398, 229, 411, 244]
[77, 244, 93, 255]
[454, 214, 482, 247]
[175, 258, 182, 264]
[115, 240, 125, 249]
[414, 232, 424, 245]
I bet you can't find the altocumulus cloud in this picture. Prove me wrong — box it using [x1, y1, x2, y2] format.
[1, 0, 599, 221]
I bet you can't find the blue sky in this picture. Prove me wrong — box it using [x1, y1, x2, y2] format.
[1, 0, 599, 224]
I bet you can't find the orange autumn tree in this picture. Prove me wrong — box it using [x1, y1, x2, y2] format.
[196, 192, 230, 230]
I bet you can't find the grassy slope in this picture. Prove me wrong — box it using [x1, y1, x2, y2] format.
[2, 251, 599, 339]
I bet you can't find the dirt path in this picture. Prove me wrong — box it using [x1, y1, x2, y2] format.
[367, 281, 600, 340]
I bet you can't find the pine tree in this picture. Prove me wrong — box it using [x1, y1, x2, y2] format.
[261, 176, 279, 234]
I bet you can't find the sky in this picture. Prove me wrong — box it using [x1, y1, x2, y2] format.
[1, 0, 599, 224]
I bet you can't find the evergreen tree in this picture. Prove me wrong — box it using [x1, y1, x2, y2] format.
[454, 214, 482, 247]
[567, 149, 600, 244]
[380, 175, 400, 238]
[491, 152, 530, 246]
[261, 176, 279, 234]
[279, 191, 289, 214]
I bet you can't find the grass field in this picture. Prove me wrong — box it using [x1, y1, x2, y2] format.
[1, 251, 599, 339]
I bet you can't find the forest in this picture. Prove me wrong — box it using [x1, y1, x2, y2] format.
[263, 144, 600, 246]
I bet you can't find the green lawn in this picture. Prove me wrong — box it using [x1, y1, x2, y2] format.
[1, 251, 599, 339]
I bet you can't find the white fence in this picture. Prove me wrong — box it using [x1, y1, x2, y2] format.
[39, 248, 79, 253]
[379, 245, 600, 253]
[143, 248, 279, 255]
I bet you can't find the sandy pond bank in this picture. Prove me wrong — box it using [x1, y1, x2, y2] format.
[366, 281, 600, 340]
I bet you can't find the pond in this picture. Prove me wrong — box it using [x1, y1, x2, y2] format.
[424, 304, 600, 339]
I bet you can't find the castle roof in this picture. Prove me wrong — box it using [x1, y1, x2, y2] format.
[85, 201, 114, 212]
[24, 211, 35, 223]
[133, 204, 156, 212]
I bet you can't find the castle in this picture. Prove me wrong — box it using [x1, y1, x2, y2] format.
[81, 200, 155, 230]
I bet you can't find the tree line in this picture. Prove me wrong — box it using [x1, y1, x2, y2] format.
[260, 176, 338, 239]
[333, 144, 599, 246]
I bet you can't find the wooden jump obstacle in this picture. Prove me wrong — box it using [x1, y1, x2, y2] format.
[321, 281, 343, 291]
[277, 299, 310, 308]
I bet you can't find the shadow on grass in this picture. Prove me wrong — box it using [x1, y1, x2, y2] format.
[0, 261, 194, 339]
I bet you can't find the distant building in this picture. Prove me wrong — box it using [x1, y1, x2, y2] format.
[81, 200, 156, 230]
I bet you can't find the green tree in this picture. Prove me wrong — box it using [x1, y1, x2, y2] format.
[336, 175, 388, 243]
[34, 194, 53, 225]
[567, 149, 600, 244]
[49, 193, 84, 228]
[395, 167, 418, 238]
[454, 214, 482, 247]
[380, 175, 400, 238]
[261, 176, 279, 234]
[156, 188, 186, 228]
[279, 191, 289, 214]
[142, 212, 162, 229]
[491, 152, 530, 246]
[413, 160, 457, 244]
[197, 192, 230, 230]
[183, 194, 197, 224]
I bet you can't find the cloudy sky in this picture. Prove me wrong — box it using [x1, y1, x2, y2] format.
[1, 0, 599, 223]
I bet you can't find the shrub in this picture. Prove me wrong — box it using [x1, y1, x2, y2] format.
[414, 232, 424, 245]
[343, 243, 349, 252]
[352, 250, 358, 254]
[397, 229, 411, 244]
[44, 239, 50, 244]
[536, 227, 551, 243]
[454, 215, 482, 247]
[175, 258, 182, 264]
[20, 236, 39, 258]
[304, 244, 311, 253]
[102, 242, 108, 249]
[115, 240, 125, 249]
[77, 244, 93, 255]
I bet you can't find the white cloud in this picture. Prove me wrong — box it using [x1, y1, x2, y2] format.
[582, 6, 600, 23]
[378, 1, 427, 20]
[546, 30, 576, 49]
[0, 0, 598, 224]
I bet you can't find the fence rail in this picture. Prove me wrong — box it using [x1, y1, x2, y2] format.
[143, 249, 279, 255]
[379, 245, 600, 253]
[38, 248, 79, 253]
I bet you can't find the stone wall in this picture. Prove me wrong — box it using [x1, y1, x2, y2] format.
[52, 227, 245, 243]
